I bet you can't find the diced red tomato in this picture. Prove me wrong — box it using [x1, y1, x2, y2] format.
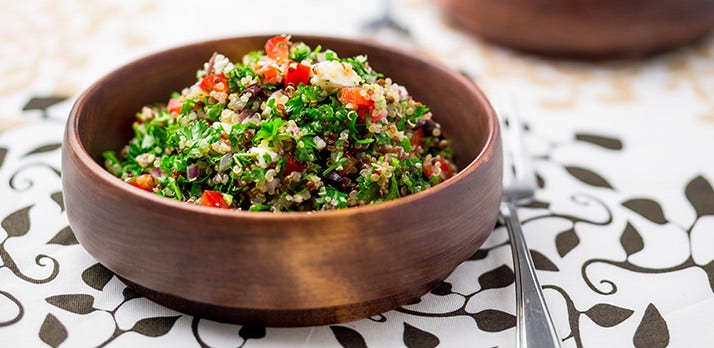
[256, 63, 282, 84]
[167, 97, 182, 115]
[439, 157, 454, 178]
[410, 128, 424, 150]
[265, 35, 290, 62]
[284, 61, 311, 87]
[339, 87, 373, 108]
[128, 174, 156, 191]
[423, 156, 454, 179]
[338, 87, 376, 123]
[199, 190, 231, 209]
[422, 161, 435, 178]
[200, 73, 228, 93]
[282, 154, 304, 175]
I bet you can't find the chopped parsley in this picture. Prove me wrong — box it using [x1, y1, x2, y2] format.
[104, 35, 456, 212]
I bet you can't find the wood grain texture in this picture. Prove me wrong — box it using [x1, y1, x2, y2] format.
[61, 35, 502, 326]
[434, 0, 714, 58]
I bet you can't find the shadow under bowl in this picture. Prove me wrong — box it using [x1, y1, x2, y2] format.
[61, 35, 503, 326]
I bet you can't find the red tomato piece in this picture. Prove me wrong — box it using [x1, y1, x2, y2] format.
[282, 154, 304, 175]
[199, 190, 231, 209]
[338, 87, 376, 123]
[439, 157, 454, 178]
[339, 87, 373, 108]
[128, 174, 156, 191]
[167, 97, 182, 115]
[423, 156, 453, 179]
[284, 61, 311, 87]
[409, 128, 424, 150]
[265, 35, 290, 62]
[422, 161, 435, 179]
[200, 73, 228, 93]
[256, 63, 282, 84]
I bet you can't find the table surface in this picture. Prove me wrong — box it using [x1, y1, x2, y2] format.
[2, 1, 714, 347]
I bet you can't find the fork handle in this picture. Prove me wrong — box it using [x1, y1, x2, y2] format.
[501, 201, 562, 348]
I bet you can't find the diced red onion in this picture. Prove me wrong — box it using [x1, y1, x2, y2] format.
[265, 179, 279, 193]
[150, 167, 164, 178]
[238, 110, 252, 123]
[187, 164, 200, 181]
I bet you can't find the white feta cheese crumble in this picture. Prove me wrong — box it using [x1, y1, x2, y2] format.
[310, 61, 362, 92]
[248, 145, 278, 168]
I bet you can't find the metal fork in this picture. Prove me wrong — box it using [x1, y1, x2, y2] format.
[499, 103, 561, 348]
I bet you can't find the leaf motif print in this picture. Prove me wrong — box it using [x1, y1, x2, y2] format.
[45, 294, 95, 315]
[403, 322, 440, 348]
[555, 227, 580, 258]
[22, 96, 68, 118]
[50, 191, 64, 212]
[330, 325, 368, 348]
[2, 205, 33, 238]
[633, 304, 669, 348]
[472, 309, 516, 332]
[623, 199, 667, 224]
[575, 133, 623, 150]
[565, 166, 614, 189]
[685, 175, 714, 218]
[131, 316, 181, 337]
[23, 143, 61, 157]
[46, 226, 78, 246]
[478, 265, 515, 290]
[39, 313, 68, 348]
[523, 199, 550, 209]
[530, 250, 559, 271]
[584, 303, 634, 327]
[620, 222, 644, 257]
[81, 263, 114, 291]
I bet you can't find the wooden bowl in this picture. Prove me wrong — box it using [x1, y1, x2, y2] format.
[434, 0, 714, 58]
[61, 35, 502, 326]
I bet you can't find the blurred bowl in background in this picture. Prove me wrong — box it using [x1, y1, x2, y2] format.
[434, 0, 714, 58]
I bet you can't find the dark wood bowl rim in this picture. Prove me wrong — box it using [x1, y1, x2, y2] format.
[65, 34, 499, 223]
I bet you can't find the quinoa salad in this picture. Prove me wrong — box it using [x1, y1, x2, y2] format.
[103, 35, 457, 211]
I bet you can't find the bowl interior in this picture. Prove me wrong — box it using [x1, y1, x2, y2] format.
[77, 35, 491, 176]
